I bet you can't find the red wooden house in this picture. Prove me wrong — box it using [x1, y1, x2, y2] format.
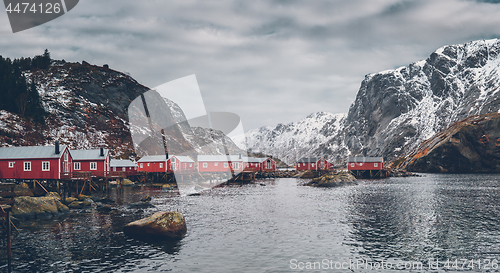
[138, 155, 167, 172]
[169, 156, 195, 173]
[71, 148, 110, 177]
[197, 155, 244, 173]
[296, 157, 333, 171]
[242, 157, 263, 172]
[347, 157, 384, 171]
[242, 157, 276, 172]
[110, 159, 138, 174]
[0, 142, 72, 180]
[138, 155, 195, 173]
[259, 157, 276, 172]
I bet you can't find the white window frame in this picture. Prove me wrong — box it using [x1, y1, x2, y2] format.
[374, 163, 378, 167]
[214, 162, 218, 166]
[232, 162, 239, 169]
[160, 163, 163, 168]
[224, 162, 228, 168]
[189, 163, 193, 167]
[203, 163, 208, 168]
[267, 160, 271, 169]
[74, 162, 81, 170]
[8, 162, 14, 168]
[90, 162, 97, 170]
[42, 161, 50, 171]
[350, 163, 355, 167]
[140, 163, 143, 168]
[312, 163, 315, 167]
[122, 167, 126, 171]
[24, 161, 31, 171]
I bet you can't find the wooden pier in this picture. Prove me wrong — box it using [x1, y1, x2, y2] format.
[0, 183, 15, 272]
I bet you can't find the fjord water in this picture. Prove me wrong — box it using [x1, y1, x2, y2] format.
[3, 174, 500, 272]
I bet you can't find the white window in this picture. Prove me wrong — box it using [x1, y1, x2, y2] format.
[374, 163, 378, 167]
[298, 163, 301, 167]
[90, 162, 97, 170]
[134, 166, 138, 170]
[147, 163, 150, 166]
[74, 162, 81, 170]
[214, 162, 218, 166]
[113, 167, 116, 171]
[360, 163, 363, 166]
[203, 163, 208, 168]
[189, 163, 192, 167]
[171, 163, 175, 170]
[8, 162, 14, 168]
[312, 163, 315, 167]
[266, 160, 271, 169]
[140, 163, 143, 168]
[160, 163, 163, 168]
[171, 157, 176, 163]
[351, 163, 354, 167]
[122, 167, 126, 171]
[232, 162, 239, 169]
[224, 162, 228, 168]
[24, 162, 31, 171]
[42, 161, 50, 171]
[247, 163, 249, 167]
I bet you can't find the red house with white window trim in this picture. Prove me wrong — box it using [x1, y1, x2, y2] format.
[259, 157, 276, 172]
[138, 155, 195, 173]
[71, 148, 110, 177]
[169, 156, 195, 173]
[347, 157, 384, 171]
[296, 157, 333, 171]
[0, 143, 72, 180]
[138, 155, 167, 172]
[197, 155, 245, 173]
[242, 157, 276, 172]
[110, 159, 138, 175]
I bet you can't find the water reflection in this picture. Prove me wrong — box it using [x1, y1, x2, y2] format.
[345, 174, 500, 265]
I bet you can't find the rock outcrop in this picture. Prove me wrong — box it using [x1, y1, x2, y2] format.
[305, 172, 356, 187]
[12, 195, 69, 220]
[402, 113, 500, 173]
[123, 211, 187, 239]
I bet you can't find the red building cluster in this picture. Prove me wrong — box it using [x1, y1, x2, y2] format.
[0, 143, 279, 181]
[296, 157, 333, 171]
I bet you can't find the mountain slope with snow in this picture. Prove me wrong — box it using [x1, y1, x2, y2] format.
[245, 112, 346, 165]
[246, 39, 500, 165]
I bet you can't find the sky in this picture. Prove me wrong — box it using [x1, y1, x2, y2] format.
[1, 0, 500, 132]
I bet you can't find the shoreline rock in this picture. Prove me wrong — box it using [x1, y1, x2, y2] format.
[12, 195, 69, 221]
[123, 211, 187, 240]
[304, 172, 356, 187]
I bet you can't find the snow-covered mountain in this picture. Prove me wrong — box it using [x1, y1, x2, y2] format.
[245, 112, 346, 165]
[246, 39, 500, 165]
[0, 59, 243, 159]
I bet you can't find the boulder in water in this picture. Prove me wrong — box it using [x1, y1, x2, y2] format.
[12, 196, 69, 220]
[123, 211, 187, 239]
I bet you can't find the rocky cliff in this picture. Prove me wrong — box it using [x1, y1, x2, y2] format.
[402, 113, 500, 173]
[0, 59, 243, 159]
[246, 39, 500, 166]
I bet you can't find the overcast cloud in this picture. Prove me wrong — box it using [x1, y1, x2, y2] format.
[1, 0, 500, 131]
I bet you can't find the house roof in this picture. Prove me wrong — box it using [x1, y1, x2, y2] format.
[0, 145, 67, 159]
[71, 149, 109, 160]
[348, 157, 384, 163]
[137, 155, 167, 162]
[171, 156, 194, 163]
[197, 155, 244, 162]
[110, 159, 137, 168]
[297, 157, 322, 163]
[244, 157, 273, 163]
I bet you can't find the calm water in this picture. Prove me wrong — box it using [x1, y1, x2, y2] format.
[2, 174, 500, 272]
